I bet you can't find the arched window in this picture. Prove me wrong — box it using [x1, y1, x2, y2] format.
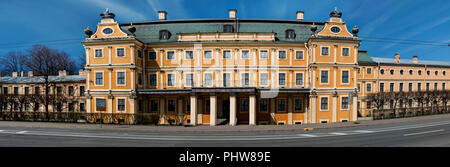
[390, 70, 394, 75]
[409, 70, 413, 75]
[435, 71, 439, 76]
[223, 25, 234, 33]
[400, 70, 404, 75]
[380, 69, 385, 75]
[285, 29, 296, 39]
[159, 30, 171, 40]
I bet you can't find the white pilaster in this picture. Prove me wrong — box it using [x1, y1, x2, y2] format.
[332, 94, 337, 122]
[190, 94, 197, 125]
[159, 98, 165, 124]
[210, 94, 217, 126]
[229, 94, 237, 126]
[249, 94, 256, 125]
[288, 96, 293, 125]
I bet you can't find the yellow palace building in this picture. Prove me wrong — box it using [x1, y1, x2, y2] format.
[81, 8, 448, 126]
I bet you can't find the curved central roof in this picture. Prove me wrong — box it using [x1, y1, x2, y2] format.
[120, 19, 325, 44]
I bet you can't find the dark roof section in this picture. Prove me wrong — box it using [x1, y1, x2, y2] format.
[357, 50, 376, 65]
[120, 19, 325, 44]
[0, 75, 85, 84]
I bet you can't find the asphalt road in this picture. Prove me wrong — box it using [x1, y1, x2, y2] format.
[1, 117, 450, 146]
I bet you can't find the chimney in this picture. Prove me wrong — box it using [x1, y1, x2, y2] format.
[158, 11, 167, 20]
[28, 71, 34, 77]
[12, 72, 18, 77]
[20, 71, 24, 77]
[229, 9, 237, 19]
[297, 11, 304, 20]
[413, 56, 418, 64]
[78, 69, 86, 76]
[394, 53, 400, 64]
[58, 70, 67, 76]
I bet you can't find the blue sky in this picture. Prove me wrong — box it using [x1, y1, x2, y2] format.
[0, 0, 449, 69]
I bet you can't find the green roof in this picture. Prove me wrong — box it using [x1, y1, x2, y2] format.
[357, 50, 376, 64]
[120, 19, 324, 44]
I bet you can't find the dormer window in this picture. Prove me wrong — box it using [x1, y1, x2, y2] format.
[223, 25, 234, 33]
[159, 30, 171, 40]
[285, 29, 295, 39]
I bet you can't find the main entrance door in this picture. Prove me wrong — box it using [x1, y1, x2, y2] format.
[218, 99, 230, 125]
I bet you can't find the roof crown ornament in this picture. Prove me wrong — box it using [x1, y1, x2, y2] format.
[100, 8, 115, 19]
[128, 22, 136, 34]
[310, 22, 317, 33]
[352, 25, 359, 36]
[329, 7, 342, 18]
[84, 26, 93, 37]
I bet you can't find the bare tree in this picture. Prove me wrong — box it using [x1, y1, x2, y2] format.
[0, 51, 27, 76]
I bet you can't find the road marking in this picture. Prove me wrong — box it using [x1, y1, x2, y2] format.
[297, 134, 317, 137]
[16, 131, 27, 134]
[329, 132, 347, 135]
[403, 129, 445, 136]
[353, 130, 374, 133]
[0, 130, 4, 132]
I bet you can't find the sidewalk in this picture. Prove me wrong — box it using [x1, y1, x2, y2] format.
[1, 113, 450, 132]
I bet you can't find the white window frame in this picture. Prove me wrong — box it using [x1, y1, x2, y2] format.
[277, 98, 287, 113]
[340, 96, 350, 110]
[367, 67, 372, 75]
[166, 72, 176, 87]
[148, 51, 157, 60]
[240, 50, 250, 59]
[320, 69, 330, 85]
[184, 72, 194, 87]
[295, 50, 304, 60]
[94, 48, 104, 58]
[222, 72, 231, 87]
[341, 47, 350, 57]
[204, 72, 214, 87]
[366, 82, 372, 93]
[341, 69, 350, 85]
[222, 50, 232, 59]
[184, 50, 194, 60]
[319, 96, 329, 111]
[116, 98, 126, 113]
[277, 50, 287, 60]
[116, 47, 125, 57]
[259, 72, 269, 87]
[166, 50, 176, 60]
[278, 72, 287, 86]
[295, 72, 304, 86]
[94, 71, 104, 86]
[259, 50, 269, 59]
[148, 73, 158, 87]
[94, 98, 107, 113]
[203, 50, 213, 60]
[320, 46, 330, 56]
[116, 70, 126, 86]
[241, 72, 250, 87]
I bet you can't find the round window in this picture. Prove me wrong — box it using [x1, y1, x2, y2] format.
[330, 26, 341, 33]
[102, 27, 113, 35]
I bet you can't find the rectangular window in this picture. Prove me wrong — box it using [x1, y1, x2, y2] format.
[68, 103, 74, 112]
[14, 87, 18, 95]
[80, 86, 85, 96]
[341, 97, 349, 110]
[167, 74, 175, 87]
[95, 98, 107, 112]
[167, 51, 175, 60]
[117, 99, 125, 112]
[186, 73, 193, 87]
[205, 100, 210, 114]
[358, 83, 361, 92]
[278, 51, 286, 59]
[426, 83, 430, 91]
[380, 83, 384, 92]
[68, 86, 74, 96]
[204, 73, 213, 86]
[259, 99, 268, 113]
[294, 99, 303, 112]
[149, 51, 157, 60]
[80, 103, 85, 112]
[321, 47, 329, 56]
[418, 83, 422, 92]
[278, 73, 286, 86]
[223, 73, 230, 87]
[241, 73, 249, 86]
[137, 50, 142, 58]
[35, 87, 40, 95]
[149, 74, 157, 86]
[357, 68, 361, 74]
[117, 71, 125, 85]
[277, 99, 286, 112]
[259, 50, 268, 59]
[186, 99, 191, 113]
[241, 50, 249, 59]
[150, 100, 158, 113]
[116, 48, 125, 57]
[367, 83, 372, 92]
[321, 70, 329, 84]
[295, 73, 303, 86]
[366, 101, 372, 109]
[409, 83, 413, 92]
[367, 68, 372, 74]
[185, 51, 193, 59]
[138, 73, 143, 85]
[4, 87, 8, 95]
[443, 83, 446, 90]
[390, 83, 395, 92]
[434, 83, 438, 91]
[223, 50, 231, 59]
[320, 97, 329, 110]
[342, 48, 349, 56]
[95, 49, 103, 58]
[204, 50, 212, 59]
[342, 70, 349, 84]
[24, 87, 29, 95]
[168, 100, 176, 112]
[399, 83, 403, 92]
[295, 51, 304, 60]
[57, 86, 62, 96]
[240, 99, 249, 113]
[95, 72, 103, 86]
[260, 73, 269, 86]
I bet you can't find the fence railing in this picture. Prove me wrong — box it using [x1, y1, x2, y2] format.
[371, 106, 450, 120]
[0, 112, 161, 125]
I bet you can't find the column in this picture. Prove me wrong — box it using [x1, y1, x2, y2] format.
[178, 98, 183, 124]
[332, 92, 338, 123]
[249, 93, 256, 125]
[310, 94, 317, 123]
[190, 94, 197, 125]
[229, 93, 237, 126]
[107, 95, 113, 114]
[288, 96, 293, 125]
[159, 97, 165, 124]
[130, 45, 134, 65]
[270, 98, 275, 124]
[198, 98, 203, 124]
[304, 97, 308, 124]
[352, 92, 358, 121]
[108, 46, 112, 65]
[210, 93, 217, 126]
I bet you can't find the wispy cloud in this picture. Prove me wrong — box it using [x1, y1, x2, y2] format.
[80, 0, 148, 21]
[145, 0, 191, 19]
